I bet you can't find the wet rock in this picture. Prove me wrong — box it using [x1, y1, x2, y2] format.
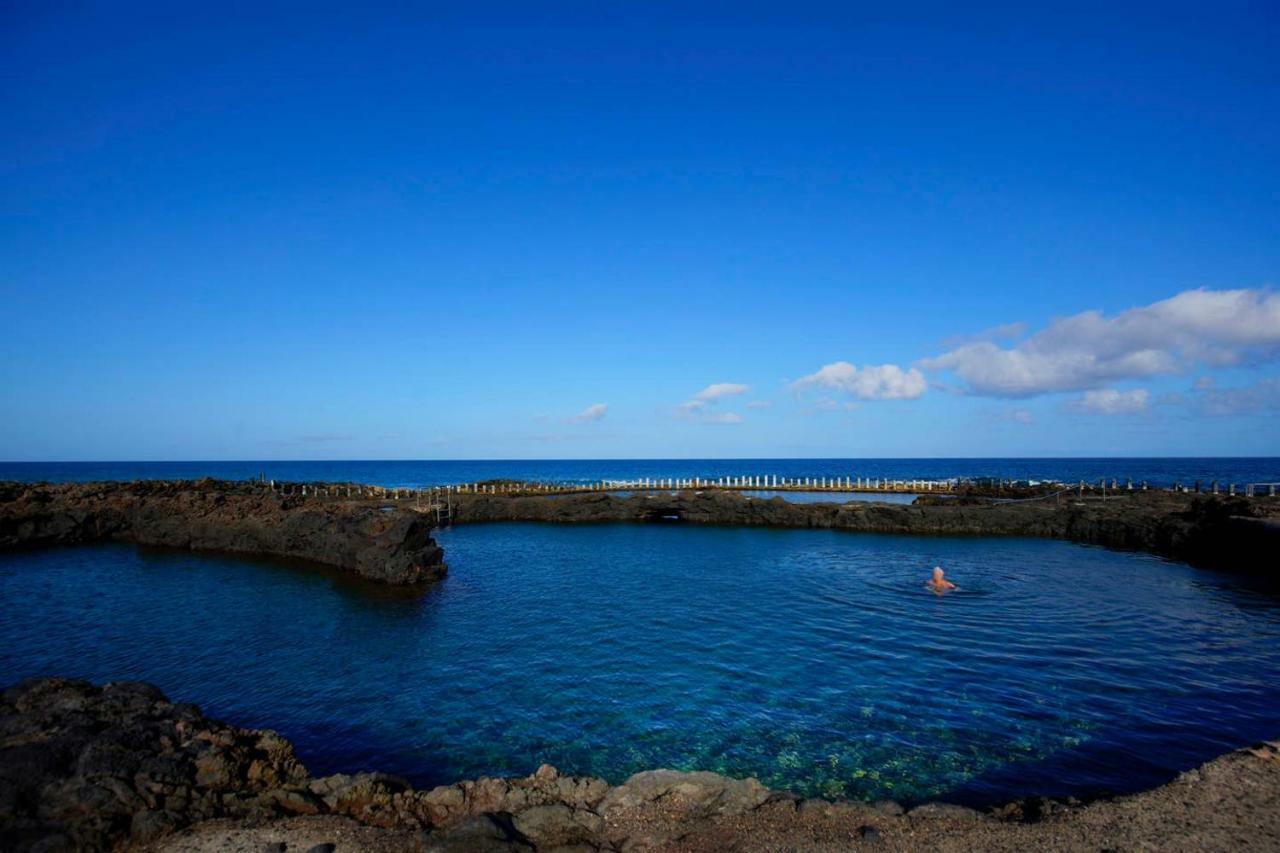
[858, 824, 883, 843]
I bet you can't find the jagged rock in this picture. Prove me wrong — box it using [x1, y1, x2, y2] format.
[0, 678, 310, 851]
[449, 489, 1280, 575]
[509, 803, 604, 846]
[0, 480, 446, 585]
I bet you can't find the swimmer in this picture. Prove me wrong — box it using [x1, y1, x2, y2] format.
[926, 566, 957, 594]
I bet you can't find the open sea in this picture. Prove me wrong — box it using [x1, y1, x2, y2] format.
[2, 457, 1278, 488]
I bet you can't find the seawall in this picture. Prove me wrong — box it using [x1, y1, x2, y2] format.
[0, 480, 446, 585]
[448, 488, 1280, 576]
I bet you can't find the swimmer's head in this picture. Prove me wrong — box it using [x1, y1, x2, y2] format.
[932, 566, 945, 581]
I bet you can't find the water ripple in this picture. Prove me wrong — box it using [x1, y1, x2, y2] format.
[2, 525, 1279, 805]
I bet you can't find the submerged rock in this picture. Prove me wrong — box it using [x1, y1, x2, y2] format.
[2, 678, 1279, 852]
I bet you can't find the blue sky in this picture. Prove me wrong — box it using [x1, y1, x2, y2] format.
[2, 2, 1278, 460]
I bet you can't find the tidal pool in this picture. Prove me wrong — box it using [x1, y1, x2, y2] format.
[2, 523, 1278, 805]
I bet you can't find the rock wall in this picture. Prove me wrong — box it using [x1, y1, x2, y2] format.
[450, 489, 1280, 575]
[0, 480, 446, 585]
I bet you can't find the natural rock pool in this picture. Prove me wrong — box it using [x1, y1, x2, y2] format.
[2, 523, 1278, 805]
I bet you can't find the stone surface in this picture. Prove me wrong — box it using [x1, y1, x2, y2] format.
[0, 479, 446, 585]
[447, 487, 1280, 575]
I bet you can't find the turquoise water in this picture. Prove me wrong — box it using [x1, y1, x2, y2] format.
[2, 524, 1278, 805]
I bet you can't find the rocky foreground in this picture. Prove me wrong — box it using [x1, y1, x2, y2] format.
[0, 679, 1277, 852]
[451, 488, 1280, 575]
[0, 480, 445, 585]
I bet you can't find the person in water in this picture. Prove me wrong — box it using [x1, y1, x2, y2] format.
[926, 566, 957, 594]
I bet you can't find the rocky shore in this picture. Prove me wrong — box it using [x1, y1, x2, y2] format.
[450, 488, 1280, 575]
[4, 480, 1276, 585]
[0, 480, 446, 585]
[1, 678, 1277, 852]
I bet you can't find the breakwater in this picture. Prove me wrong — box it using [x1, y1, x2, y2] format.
[0, 479, 445, 584]
[443, 488, 1280, 574]
[266, 474, 1279, 498]
[3, 479, 1277, 581]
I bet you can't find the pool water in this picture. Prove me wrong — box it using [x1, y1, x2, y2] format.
[2, 523, 1278, 805]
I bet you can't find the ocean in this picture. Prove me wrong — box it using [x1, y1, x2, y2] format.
[1, 458, 1277, 489]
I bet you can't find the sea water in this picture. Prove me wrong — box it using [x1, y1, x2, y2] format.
[1, 524, 1278, 805]
[2, 457, 1277, 489]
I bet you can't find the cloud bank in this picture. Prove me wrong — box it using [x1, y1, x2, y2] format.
[792, 362, 927, 401]
[921, 288, 1280, 398]
[1070, 388, 1150, 415]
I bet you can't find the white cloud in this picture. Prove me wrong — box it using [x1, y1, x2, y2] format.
[791, 361, 927, 401]
[921, 288, 1280, 398]
[676, 382, 750, 423]
[569, 403, 608, 423]
[1070, 388, 1150, 415]
[692, 382, 750, 402]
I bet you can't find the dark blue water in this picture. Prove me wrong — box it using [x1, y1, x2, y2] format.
[2, 525, 1278, 805]
[1, 458, 1277, 489]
